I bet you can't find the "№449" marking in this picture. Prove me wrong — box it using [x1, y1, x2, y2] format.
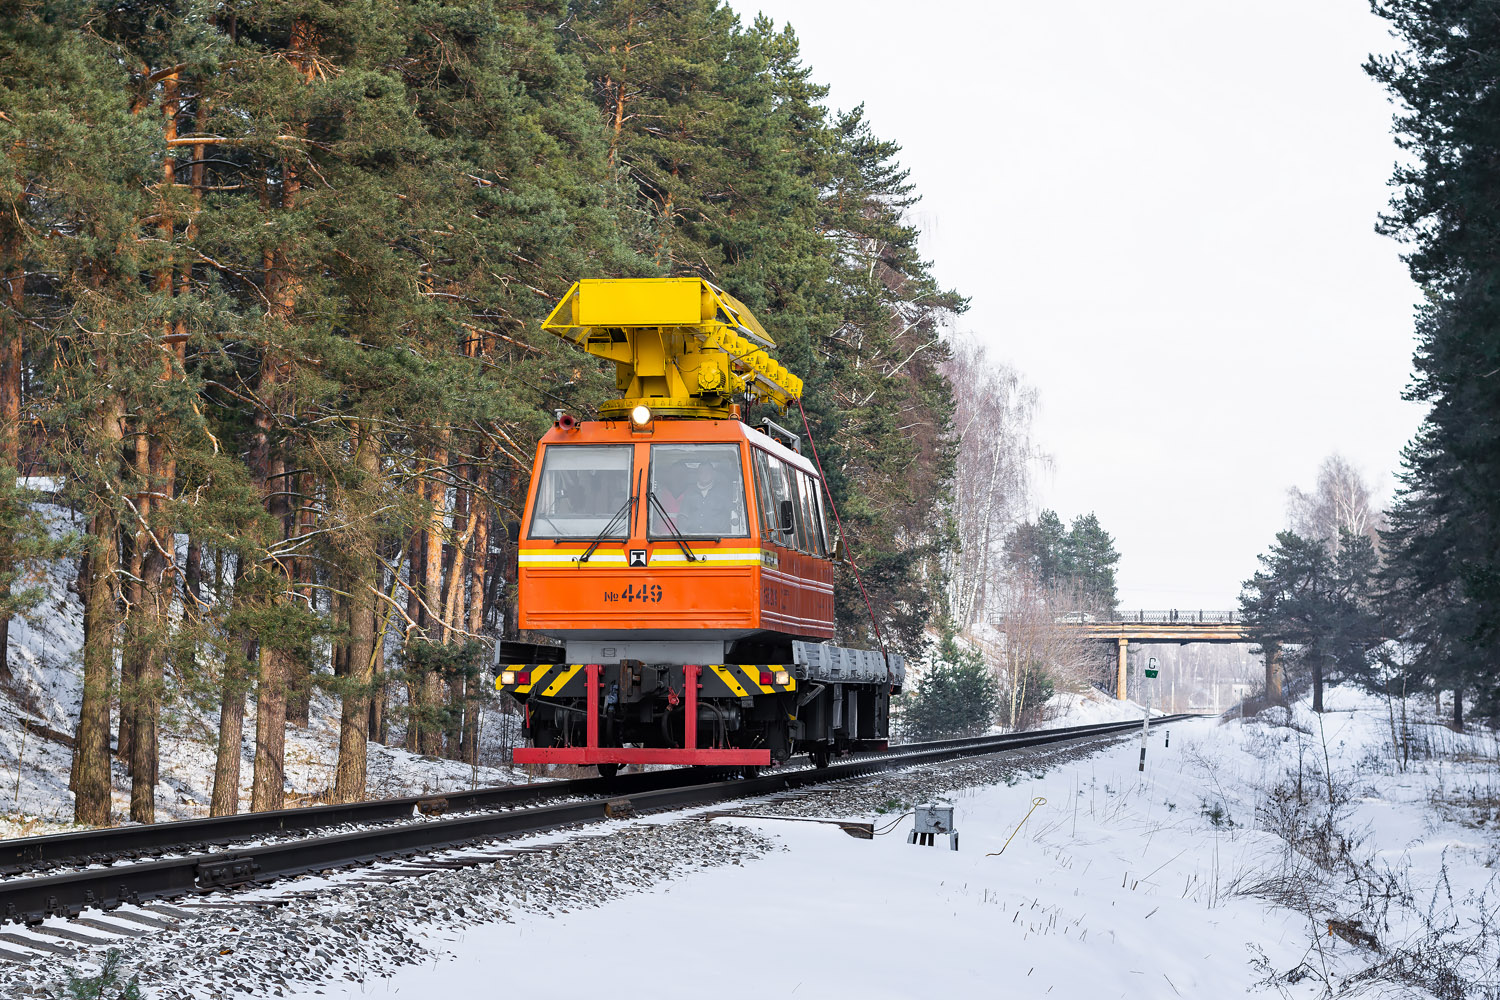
[604, 582, 664, 603]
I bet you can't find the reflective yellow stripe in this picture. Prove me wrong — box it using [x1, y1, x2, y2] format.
[650, 553, 762, 565]
[710, 665, 750, 698]
[518, 554, 629, 567]
[737, 663, 772, 694]
[541, 664, 583, 698]
[519, 548, 765, 568]
[517, 664, 552, 695]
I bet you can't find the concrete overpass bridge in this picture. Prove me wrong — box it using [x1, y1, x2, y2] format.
[1076, 612, 1251, 700]
[992, 610, 1252, 701]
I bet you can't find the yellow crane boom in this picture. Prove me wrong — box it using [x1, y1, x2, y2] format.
[540, 277, 803, 420]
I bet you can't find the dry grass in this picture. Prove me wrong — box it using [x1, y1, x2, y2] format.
[1236, 714, 1500, 999]
[0, 811, 74, 838]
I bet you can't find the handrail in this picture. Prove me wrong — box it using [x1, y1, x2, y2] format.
[989, 609, 1244, 626]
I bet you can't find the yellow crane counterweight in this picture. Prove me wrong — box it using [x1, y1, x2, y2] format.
[540, 277, 803, 420]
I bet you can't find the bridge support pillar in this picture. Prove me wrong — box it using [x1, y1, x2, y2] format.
[1116, 638, 1129, 701]
[1266, 640, 1283, 702]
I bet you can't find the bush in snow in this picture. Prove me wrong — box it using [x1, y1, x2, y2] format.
[51, 949, 141, 1000]
[899, 631, 999, 740]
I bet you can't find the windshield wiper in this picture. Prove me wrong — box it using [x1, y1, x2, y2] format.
[647, 491, 698, 563]
[578, 491, 636, 564]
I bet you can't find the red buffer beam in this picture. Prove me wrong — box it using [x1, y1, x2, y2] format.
[511, 664, 772, 767]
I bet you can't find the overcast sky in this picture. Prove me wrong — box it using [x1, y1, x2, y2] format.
[728, 0, 1425, 610]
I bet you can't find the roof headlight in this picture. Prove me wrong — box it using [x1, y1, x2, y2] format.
[630, 404, 652, 426]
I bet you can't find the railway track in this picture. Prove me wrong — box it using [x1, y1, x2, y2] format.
[0, 763, 726, 876]
[0, 714, 1197, 929]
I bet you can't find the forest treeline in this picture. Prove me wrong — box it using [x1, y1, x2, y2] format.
[1241, 5, 1500, 727]
[1367, 2, 1500, 726]
[0, 1, 960, 825]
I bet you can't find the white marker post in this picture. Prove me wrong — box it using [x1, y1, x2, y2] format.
[1140, 656, 1158, 772]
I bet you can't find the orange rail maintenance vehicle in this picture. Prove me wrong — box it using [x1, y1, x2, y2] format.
[495, 278, 904, 775]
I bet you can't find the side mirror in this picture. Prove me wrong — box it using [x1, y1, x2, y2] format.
[779, 499, 796, 533]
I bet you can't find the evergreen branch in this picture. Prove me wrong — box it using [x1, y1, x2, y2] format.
[196, 254, 273, 309]
[370, 552, 485, 645]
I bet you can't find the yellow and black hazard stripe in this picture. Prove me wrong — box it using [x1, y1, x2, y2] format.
[704, 664, 796, 698]
[497, 663, 795, 700]
[494, 663, 585, 698]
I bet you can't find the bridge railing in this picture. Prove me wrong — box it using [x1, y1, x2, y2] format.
[988, 610, 1244, 626]
[1094, 610, 1242, 625]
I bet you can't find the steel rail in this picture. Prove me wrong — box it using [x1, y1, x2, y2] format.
[0, 764, 730, 874]
[0, 714, 1197, 925]
[0, 714, 1188, 875]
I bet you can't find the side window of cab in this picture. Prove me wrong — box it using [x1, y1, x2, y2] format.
[753, 449, 802, 551]
[794, 470, 826, 557]
[751, 449, 778, 540]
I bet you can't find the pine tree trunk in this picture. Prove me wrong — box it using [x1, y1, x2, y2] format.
[250, 448, 290, 812]
[125, 72, 187, 826]
[333, 425, 379, 803]
[211, 556, 254, 817]
[248, 18, 317, 811]
[446, 666, 465, 760]
[251, 642, 289, 811]
[419, 438, 448, 757]
[210, 633, 254, 817]
[403, 516, 425, 753]
[117, 428, 151, 773]
[74, 397, 125, 825]
[1312, 659, 1324, 714]
[605, 11, 636, 168]
[369, 562, 387, 745]
[286, 470, 318, 726]
[185, 537, 201, 604]
[332, 591, 349, 682]
[462, 497, 489, 765]
[468, 484, 489, 641]
[441, 470, 480, 759]
[1452, 687, 1464, 732]
[0, 226, 23, 682]
[1264, 641, 1283, 702]
[441, 489, 470, 644]
[131, 430, 179, 825]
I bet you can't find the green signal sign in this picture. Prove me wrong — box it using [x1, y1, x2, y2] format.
[1144, 668, 1159, 678]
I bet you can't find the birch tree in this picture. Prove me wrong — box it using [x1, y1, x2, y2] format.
[1287, 454, 1383, 556]
[941, 336, 1041, 629]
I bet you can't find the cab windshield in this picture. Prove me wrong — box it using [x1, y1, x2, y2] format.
[529, 445, 633, 539]
[648, 443, 748, 538]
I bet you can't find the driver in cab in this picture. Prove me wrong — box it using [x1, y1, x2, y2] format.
[676, 461, 736, 535]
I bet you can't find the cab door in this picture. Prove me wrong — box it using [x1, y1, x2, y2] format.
[749, 448, 834, 638]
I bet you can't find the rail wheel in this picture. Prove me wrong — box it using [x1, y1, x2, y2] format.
[809, 744, 831, 769]
[596, 763, 620, 780]
[739, 765, 762, 780]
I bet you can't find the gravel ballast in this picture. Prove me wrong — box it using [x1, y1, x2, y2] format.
[1, 732, 1134, 999]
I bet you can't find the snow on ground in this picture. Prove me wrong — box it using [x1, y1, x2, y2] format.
[1, 498, 528, 837]
[1040, 686, 1166, 727]
[277, 684, 1499, 1000]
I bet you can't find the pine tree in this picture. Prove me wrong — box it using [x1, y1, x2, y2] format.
[1368, 1, 1500, 721]
[1241, 529, 1383, 713]
[1, 1, 973, 823]
[562, 4, 961, 657]
[1003, 510, 1118, 615]
[900, 631, 999, 740]
[1066, 513, 1120, 615]
[0, 2, 168, 825]
[1006, 510, 1070, 591]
